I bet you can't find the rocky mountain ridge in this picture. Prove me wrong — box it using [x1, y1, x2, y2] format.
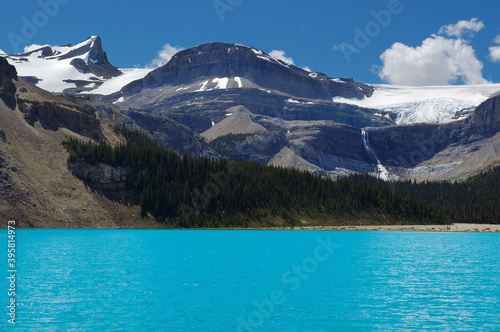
[117, 42, 374, 100]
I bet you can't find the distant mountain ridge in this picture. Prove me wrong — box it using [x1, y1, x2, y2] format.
[118, 42, 374, 100]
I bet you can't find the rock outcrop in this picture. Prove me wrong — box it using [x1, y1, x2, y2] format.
[18, 98, 104, 142]
[125, 110, 217, 157]
[0, 57, 18, 110]
[68, 162, 131, 201]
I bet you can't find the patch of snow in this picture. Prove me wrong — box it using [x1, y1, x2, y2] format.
[332, 78, 347, 84]
[225, 113, 233, 117]
[6, 49, 95, 92]
[251, 48, 263, 55]
[212, 77, 229, 89]
[309, 72, 319, 78]
[286, 98, 300, 104]
[333, 95, 366, 103]
[257, 55, 274, 63]
[234, 77, 243, 88]
[113, 97, 125, 104]
[195, 80, 209, 92]
[88, 68, 152, 95]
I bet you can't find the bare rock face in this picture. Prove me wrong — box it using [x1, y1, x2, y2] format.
[468, 95, 500, 138]
[67, 36, 121, 79]
[0, 57, 18, 110]
[286, 121, 374, 173]
[125, 110, 217, 157]
[18, 99, 104, 142]
[68, 162, 130, 201]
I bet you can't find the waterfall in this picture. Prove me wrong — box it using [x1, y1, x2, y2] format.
[361, 129, 389, 181]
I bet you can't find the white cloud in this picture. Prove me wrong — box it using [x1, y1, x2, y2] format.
[149, 44, 185, 68]
[0, 49, 6, 55]
[379, 35, 489, 86]
[491, 35, 500, 62]
[269, 50, 295, 66]
[438, 18, 484, 37]
[302, 65, 312, 72]
[490, 46, 500, 62]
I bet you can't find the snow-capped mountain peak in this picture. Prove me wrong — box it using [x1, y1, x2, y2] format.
[3, 36, 151, 95]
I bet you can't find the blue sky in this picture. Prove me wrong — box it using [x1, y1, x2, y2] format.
[1, 0, 499, 85]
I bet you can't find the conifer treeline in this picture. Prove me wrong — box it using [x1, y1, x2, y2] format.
[63, 128, 499, 227]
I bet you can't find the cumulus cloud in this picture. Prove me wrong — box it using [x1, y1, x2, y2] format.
[438, 18, 484, 37]
[379, 35, 489, 86]
[269, 50, 295, 66]
[149, 44, 185, 68]
[302, 65, 312, 72]
[379, 19, 490, 86]
[490, 46, 500, 62]
[490, 35, 500, 62]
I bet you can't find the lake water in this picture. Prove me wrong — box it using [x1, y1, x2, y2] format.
[1, 229, 499, 331]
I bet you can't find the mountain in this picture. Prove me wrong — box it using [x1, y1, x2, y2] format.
[117, 42, 374, 100]
[112, 42, 392, 152]
[2, 36, 151, 95]
[3, 37, 500, 184]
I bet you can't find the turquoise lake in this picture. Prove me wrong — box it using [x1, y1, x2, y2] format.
[1, 229, 499, 331]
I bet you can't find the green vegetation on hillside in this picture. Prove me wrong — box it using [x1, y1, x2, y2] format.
[63, 128, 500, 227]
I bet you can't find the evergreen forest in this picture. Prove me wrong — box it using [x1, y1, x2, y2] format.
[63, 128, 500, 227]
